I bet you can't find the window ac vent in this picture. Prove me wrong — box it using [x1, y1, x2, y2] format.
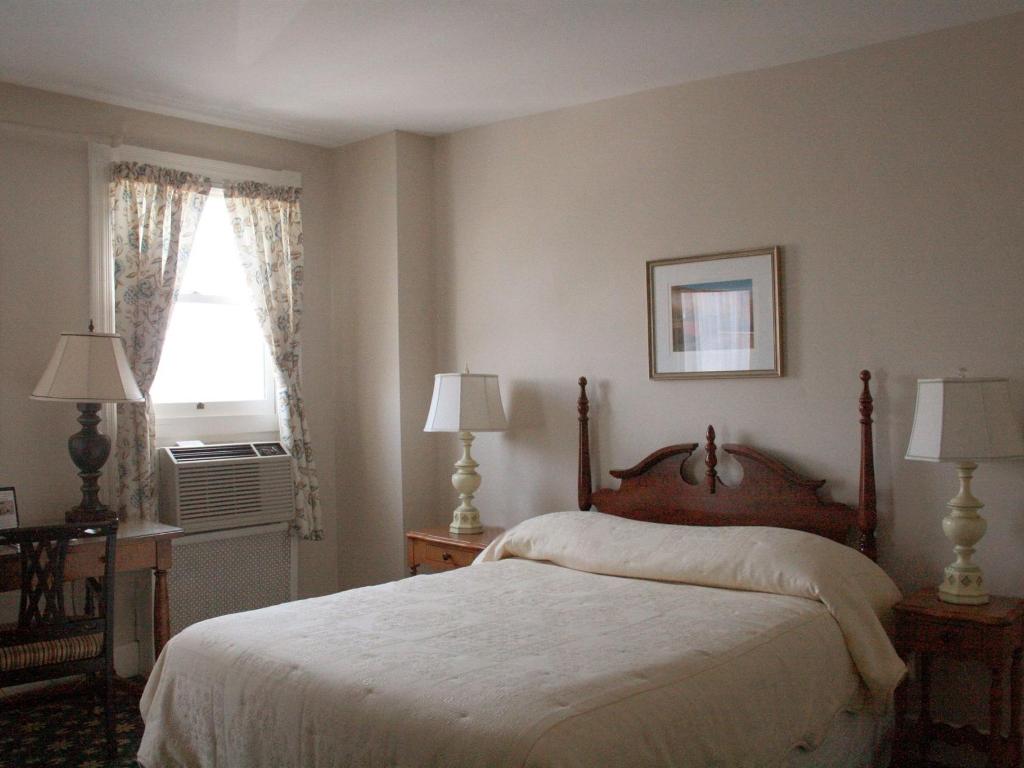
[159, 443, 293, 534]
[168, 444, 259, 462]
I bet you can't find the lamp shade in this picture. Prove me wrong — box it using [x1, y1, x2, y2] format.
[32, 332, 144, 403]
[905, 377, 1024, 462]
[424, 372, 507, 432]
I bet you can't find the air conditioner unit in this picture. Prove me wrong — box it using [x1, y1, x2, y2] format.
[158, 442, 293, 534]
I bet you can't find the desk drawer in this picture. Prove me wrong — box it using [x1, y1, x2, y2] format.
[413, 540, 478, 570]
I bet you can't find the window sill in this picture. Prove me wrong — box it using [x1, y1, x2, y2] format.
[156, 412, 279, 445]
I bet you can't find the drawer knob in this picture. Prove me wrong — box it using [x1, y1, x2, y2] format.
[441, 551, 453, 562]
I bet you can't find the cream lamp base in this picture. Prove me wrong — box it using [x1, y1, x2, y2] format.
[938, 461, 989, 605]
[449, 430, 483, 534]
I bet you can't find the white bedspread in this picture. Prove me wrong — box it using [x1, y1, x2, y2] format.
[139, 513, 905, 768]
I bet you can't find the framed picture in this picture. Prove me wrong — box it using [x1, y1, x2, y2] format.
[0, 487, 18, 530]
[647, 247, 782, 379]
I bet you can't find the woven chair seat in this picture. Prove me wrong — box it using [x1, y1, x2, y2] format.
[0, 632, 104, 672]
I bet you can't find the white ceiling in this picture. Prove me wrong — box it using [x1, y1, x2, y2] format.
[1, 0, 1022, 147]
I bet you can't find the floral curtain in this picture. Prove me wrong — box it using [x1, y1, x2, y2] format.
[224, 182, 323, 540]
[111, 162, 211, 521]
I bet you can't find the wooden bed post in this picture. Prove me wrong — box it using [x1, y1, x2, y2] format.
[578, 377, 592, 510]
[857, 370, 878, 561]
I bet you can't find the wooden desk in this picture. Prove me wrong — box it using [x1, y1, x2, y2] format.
[0, 520, 182, 658]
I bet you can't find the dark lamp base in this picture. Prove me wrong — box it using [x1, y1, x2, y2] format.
[66, 504, 113, 524]
[65, 402, 114, 524]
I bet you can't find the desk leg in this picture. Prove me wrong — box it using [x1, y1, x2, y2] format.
[1011, 649, 1021, 768]
[153, 538, 174, 659]
[920, 653, 932, 765]
[154, 568, 170, 657]
[894, 651, 911, 766]
[991, 662, 1006, 768]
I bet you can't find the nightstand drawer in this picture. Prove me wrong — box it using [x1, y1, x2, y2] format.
[406, 526, 503, 576]
[414, 540, 478, 570]
[896, 617, 988, 657]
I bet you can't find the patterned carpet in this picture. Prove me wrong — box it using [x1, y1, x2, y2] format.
[0, 678, 144, 768]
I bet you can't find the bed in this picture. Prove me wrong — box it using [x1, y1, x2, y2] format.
[138, 371, 906, 767]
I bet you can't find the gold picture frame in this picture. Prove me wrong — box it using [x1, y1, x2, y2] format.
[647, 247, 783, 379]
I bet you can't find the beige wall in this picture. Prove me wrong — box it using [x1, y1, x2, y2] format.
[395, 133, 440, 535]
[332, 131, 438, 588]
[333, 132, 403, 588]
[0, 84, 340, 657]
[433, 14, 1024, 597]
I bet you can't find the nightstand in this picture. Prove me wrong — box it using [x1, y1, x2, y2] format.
[893, 587, 1024, 768]
[405, 526, 504, 575]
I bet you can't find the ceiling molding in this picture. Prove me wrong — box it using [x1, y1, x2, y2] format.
[0, 71, 346, 148]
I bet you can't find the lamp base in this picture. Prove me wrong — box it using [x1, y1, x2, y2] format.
[66, 503, 113, 524]
[449, 513, 483, 536]
[937, 461, 989, 606]
[449, 430, 484, 535]
[65, 402, 114, 524]
[938, 563, 989, 605]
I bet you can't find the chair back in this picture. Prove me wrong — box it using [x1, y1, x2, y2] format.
[0, 521, 117, 649]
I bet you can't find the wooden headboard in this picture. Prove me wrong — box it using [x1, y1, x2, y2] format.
[577, 371, 878, 560]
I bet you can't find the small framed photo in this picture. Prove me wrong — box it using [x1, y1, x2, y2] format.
[0, 487, 18, 530]
[647, 247, 783, 379]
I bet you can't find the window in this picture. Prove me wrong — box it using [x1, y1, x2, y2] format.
[151, 189, 277, 437]
[89, 142, 299, 493]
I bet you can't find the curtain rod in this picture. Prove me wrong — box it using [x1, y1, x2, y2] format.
[0, 117, 122, 145]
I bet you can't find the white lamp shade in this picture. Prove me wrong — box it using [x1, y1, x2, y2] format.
[906, 377, 1024, 462]
[32, 332, 144, 403]
[424, 372, 507, 432]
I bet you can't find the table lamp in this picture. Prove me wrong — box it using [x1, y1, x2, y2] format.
[424, 369, 507, 534]
[905, 375, 1024, 604]
[32, 324, 144, 522]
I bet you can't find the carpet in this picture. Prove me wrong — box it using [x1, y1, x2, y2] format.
[0, 679, 143, 768]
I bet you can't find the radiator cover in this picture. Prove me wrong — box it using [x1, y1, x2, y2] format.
[169, 524, 295, 636]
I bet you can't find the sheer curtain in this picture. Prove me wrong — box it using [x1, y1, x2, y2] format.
[111, 162, 211, 521]
[224, 182, 323, 540]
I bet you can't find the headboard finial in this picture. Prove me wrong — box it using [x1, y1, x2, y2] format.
[705, 425, 718, 494]
[578, 377, 592, 510]
[859, 370, 873, 420]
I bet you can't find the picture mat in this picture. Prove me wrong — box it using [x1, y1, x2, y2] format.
[652, 253, 776, 374]
[670, 279, 754, 353]
[0, 489, 17, 530]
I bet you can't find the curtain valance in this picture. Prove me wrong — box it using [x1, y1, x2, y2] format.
[224, 181, 302, 203]
[111, 161, 212, 193]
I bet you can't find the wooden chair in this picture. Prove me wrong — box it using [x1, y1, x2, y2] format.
[0, 521, 118, 759]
